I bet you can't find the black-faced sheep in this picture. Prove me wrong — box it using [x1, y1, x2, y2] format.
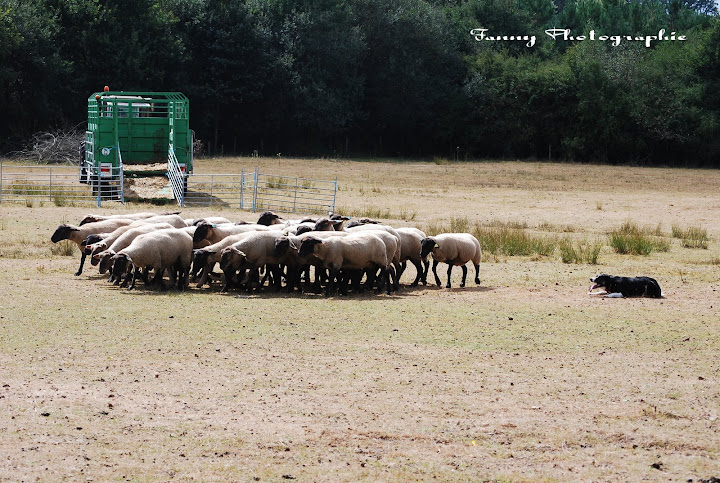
[110, 228, 193, 291]
[218, 231, 288, 293]
[191, 231, 258, 288]
[92, 223, 175, 279]
[51, 219, 135, 275]
[420, 233, 482, 289]
[297, 233, 391, 296]
[192, 222, 271, 246]
[257, 211, 283, 226]
[78, 212, 166, 226]
[395, 227, 429, 287]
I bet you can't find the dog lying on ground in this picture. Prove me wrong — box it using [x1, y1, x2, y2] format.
[589, 274, 663, 298]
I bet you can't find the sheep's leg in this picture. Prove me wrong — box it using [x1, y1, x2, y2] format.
[326, 268, 340, 297]
[460, 265, 467, 288]
[388, 265, 397, 293]
[410, 259, 423, 287]
[128, 267, 140, 290]
[271, 265, 283, 292]
[474, 263, 481, 285]
[432, 260, 441, 287]
[381, 267, 391, 295]
[119, 266, 133, 288]
[221, 268, 235, 293]
[75, 254, 85, 276]
[445, 264, 453, 289]
[397, 261, 407, 281]
[422, 259, 430, 285]
[392, 262, 401, 291]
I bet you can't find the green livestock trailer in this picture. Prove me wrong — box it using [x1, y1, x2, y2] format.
[80, 89, 192, 199]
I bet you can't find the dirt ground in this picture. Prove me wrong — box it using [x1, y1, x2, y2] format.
[0, 157, 718, 481]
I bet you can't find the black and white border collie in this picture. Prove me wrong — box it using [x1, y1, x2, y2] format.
[589, 274, 663, 298]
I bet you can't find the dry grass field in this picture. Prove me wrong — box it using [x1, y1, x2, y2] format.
[1, 157, 719, 481]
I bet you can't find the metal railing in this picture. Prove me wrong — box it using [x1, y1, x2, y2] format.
[167, 147, 184, 205]
[252, 169, 337, 214]
[0, 161, 124, 207]
[183, 171, 250, 209]
[0, 160, 337, 214]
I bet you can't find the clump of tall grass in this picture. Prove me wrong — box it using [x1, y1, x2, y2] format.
[50, 240, 77, 257]
[671, 224, 709, 249]
[609, 221, 670, 255]
[475, 224, 556, 257]
[558, 237, 602, 264]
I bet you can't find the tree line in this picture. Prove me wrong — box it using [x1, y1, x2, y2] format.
[1, 0, 718, 166]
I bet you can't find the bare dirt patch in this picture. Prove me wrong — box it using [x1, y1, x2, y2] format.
[1, 158, 719, 481]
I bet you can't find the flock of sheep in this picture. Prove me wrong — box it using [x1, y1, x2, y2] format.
[50, 210, 483, 295]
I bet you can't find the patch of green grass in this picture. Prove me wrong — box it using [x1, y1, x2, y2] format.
[609, 221, 670, 255]
[558, 237, 602, 264]
[671, 224, 709, 249]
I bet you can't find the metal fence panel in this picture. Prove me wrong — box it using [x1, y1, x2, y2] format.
[1, 161, 337, 214]
[0, 162, 123, 207]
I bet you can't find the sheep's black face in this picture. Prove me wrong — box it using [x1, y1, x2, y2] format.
[219, 249, 235, 272]
[298, 238, 321, 258]
[420, 238, 437, 259]
[193, 223, 212, 243]
[51, 224, 77, 243]
[295, 225, 313, 236]
[274, 238, 290, 257]
[329, 214, 350, 221]
[111, 254, 130, 279]
[314, 219, 334, 231]
[79, 215, 97, 226]
[257, 211, 281, 225]
[98, 253, 114, 274]
[191, 250, 212, 277]
[83, 234, 104, 256]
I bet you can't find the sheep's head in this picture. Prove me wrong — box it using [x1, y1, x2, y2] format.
[219, 246, 247, 272]
[314, 218, 343, 231]
[84, 234, 105, 257]
[420, 237, 439, 259]
[96, 250, 115, 274]
[298, 237, 322, 258]
[193, 222, 215, 244]
[51, 224, 79, 243]
[295, 225, 313, 236]
[79, 215, 101, 226]
[257, 211, 282, 225]
[191, 249, 215, 278]
[110, 253, 132, 279]
[274, 236, 298, 257]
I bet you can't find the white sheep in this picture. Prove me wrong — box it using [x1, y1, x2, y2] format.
[218, 231, 288, 292]
[111, 228, 193, 291]
[51, 218, 135, 275]
[395, 227, 429, 287]
[193, 222, 271, 245]
[92, 223, 175, 279]
[135, 214, 188, 228]
[191, 231, 258, 288]
[79, 211, 174, 225]
[346, 224, 402, 290]
[420, 233, 482, 289]
[297, 233, 391, 296]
